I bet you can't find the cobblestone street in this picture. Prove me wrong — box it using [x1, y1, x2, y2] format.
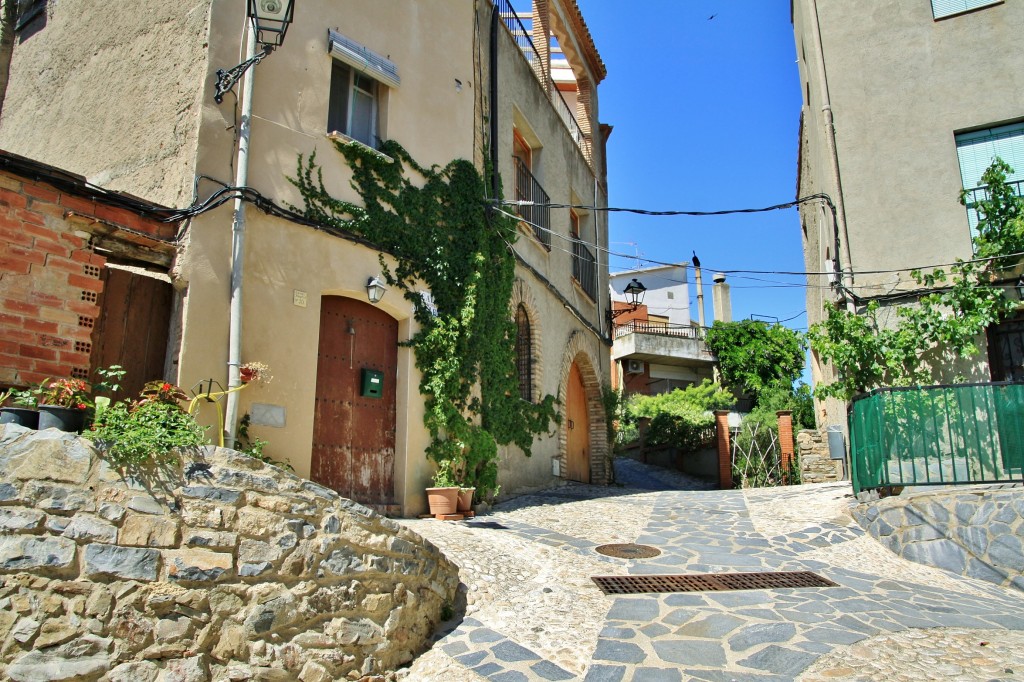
[399, 459, 1024, 681]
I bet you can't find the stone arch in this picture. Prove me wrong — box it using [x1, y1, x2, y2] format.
[555, 330, 610, 484]
[510, 278, 544, 401]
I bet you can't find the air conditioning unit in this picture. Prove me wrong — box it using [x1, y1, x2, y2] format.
[626, 359, 644, 374]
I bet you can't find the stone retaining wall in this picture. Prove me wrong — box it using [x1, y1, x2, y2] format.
[796, 430, 842, 484]
[852, 485, 1024, 592]
[0, 425, 459, 681]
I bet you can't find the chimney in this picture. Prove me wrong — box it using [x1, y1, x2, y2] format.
[712, 273, 731, 323]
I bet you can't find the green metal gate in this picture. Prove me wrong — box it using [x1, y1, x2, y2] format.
[848, 382, 1024, 493]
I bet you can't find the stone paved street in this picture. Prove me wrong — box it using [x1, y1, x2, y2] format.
[399, 459, 1024, 681]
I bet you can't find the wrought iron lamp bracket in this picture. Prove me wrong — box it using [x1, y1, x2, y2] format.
[214, 44, 275, 104]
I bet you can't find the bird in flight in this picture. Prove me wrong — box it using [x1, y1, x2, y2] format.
[708, 14, 716, 20]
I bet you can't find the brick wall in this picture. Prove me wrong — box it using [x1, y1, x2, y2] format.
[0, 168, 168, 388]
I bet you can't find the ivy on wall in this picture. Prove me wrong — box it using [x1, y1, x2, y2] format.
[290, 140, 558, 500]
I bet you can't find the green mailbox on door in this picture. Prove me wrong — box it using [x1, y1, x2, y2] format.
[360, 368, 384, 398]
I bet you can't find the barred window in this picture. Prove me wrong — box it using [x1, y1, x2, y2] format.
[515, 304, 533, 402]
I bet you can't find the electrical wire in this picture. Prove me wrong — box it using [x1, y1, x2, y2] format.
[496, 194, 834, 218]
[494, 206, 1024, 281]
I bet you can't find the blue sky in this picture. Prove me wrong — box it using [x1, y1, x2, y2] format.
[581, 2, 807, 331]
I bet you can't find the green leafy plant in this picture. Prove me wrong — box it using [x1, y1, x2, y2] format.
[290, 141, 560, 500]
[39, 378, 91, 409]
[430, 459, 460, 488]
[93, 365, 126, 395]
[809, 159, 1024, 399]
[234, 412, 292, 471]
[10, 383, 43, 408]
[704, 320, 807, 404]
[622, 380, 735, 451]
[86, 382, 206, 466]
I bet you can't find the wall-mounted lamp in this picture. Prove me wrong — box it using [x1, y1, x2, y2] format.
[214, 0, 296, 103]
[1016, 277, 1024, 300]
[606, 278, 646, 324]
[366, 276, 387, 304]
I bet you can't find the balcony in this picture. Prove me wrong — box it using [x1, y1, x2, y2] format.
[963, 178, 1023, 241]
[572, 239, 597, 300]
[611, 321, 716, 367]
[514, 157, 551, 249]
[495, 1, 593, 165]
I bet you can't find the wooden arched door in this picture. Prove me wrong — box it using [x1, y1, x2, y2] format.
[310, 296, 397, 507]
[565, 361, 591, 483]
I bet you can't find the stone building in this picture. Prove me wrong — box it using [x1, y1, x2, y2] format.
[792, 0, 1024, 427]
[0, 0, 612, 514]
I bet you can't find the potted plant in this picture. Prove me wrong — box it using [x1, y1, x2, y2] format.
[426, 460, 460, 516]
[37, 378, 91, 432]
[456, 485, 475, 513]
[86, 381, 206, 467]
[239, 361, 273, 385]
[0, 387, 40, 429]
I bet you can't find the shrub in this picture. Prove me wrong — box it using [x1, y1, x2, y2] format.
[622, 380, 734, 450]
[86, 399, 206, 467]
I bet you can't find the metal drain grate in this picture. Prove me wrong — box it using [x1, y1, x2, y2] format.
[592, 571, 838, 595]
[595, 544, 662, 559]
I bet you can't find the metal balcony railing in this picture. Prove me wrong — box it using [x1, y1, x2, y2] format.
[613, 321, 708, 340]
[514, 157, 551, 249]
[494, 0, 592, 166]
[572, 239, 597, 300]
[962, 178, 1023, 240]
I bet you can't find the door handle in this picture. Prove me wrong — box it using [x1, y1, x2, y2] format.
[568, 419, 574, 430]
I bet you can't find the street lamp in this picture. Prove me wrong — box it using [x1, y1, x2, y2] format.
[607, 278, 647, 325]
[366, 276, 387, 304]
[223, 0, 295, 446]
[214, 0, 296, 103]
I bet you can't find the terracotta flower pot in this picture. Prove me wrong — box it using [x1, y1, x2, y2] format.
[457, 487, 475, 512]
[426, 487, 459, 516]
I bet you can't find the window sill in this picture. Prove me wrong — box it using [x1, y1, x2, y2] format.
[516, 220, 552, 255]
[327, 132, 394, 163]
[571, 277, 597, 304]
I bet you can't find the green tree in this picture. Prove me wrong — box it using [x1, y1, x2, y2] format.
[808, 158, 1024, 399]
[704, 320, 807, 404]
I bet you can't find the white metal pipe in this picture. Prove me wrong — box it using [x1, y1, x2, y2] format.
[809, 0, 854, 311]
[224, 22, 257, 447]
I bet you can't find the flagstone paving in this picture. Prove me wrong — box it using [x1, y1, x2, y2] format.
[400, 460, 1024, 681]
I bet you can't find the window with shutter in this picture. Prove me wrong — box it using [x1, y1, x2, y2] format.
[931, 0, 1001, 19]
[955, 122, 1024, 241]
[326, 30, 399, 149]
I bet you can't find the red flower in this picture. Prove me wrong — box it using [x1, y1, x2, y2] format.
[161, 383, 172, 391]
[76, 403, 87, 410]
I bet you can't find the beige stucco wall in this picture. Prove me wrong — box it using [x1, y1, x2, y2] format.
[173, 0, 479, 517]
[797, 0, 1024, 296]
[0, 0, 612, 512]
[0, 0, 211, 207]
[794, 0, 1023, 426]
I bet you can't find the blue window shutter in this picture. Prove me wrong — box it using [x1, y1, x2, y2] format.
[955, 122, 1024, 240]
[931, 0, 1000, 19]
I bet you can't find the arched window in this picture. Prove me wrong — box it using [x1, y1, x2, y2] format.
[515, 304, 533, 402]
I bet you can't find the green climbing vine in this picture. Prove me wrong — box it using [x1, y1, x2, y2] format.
[290, 139, 558, 500]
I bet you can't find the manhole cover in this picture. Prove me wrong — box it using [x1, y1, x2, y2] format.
[591, 571, 838, 595]
[595, 544, 661, 559]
